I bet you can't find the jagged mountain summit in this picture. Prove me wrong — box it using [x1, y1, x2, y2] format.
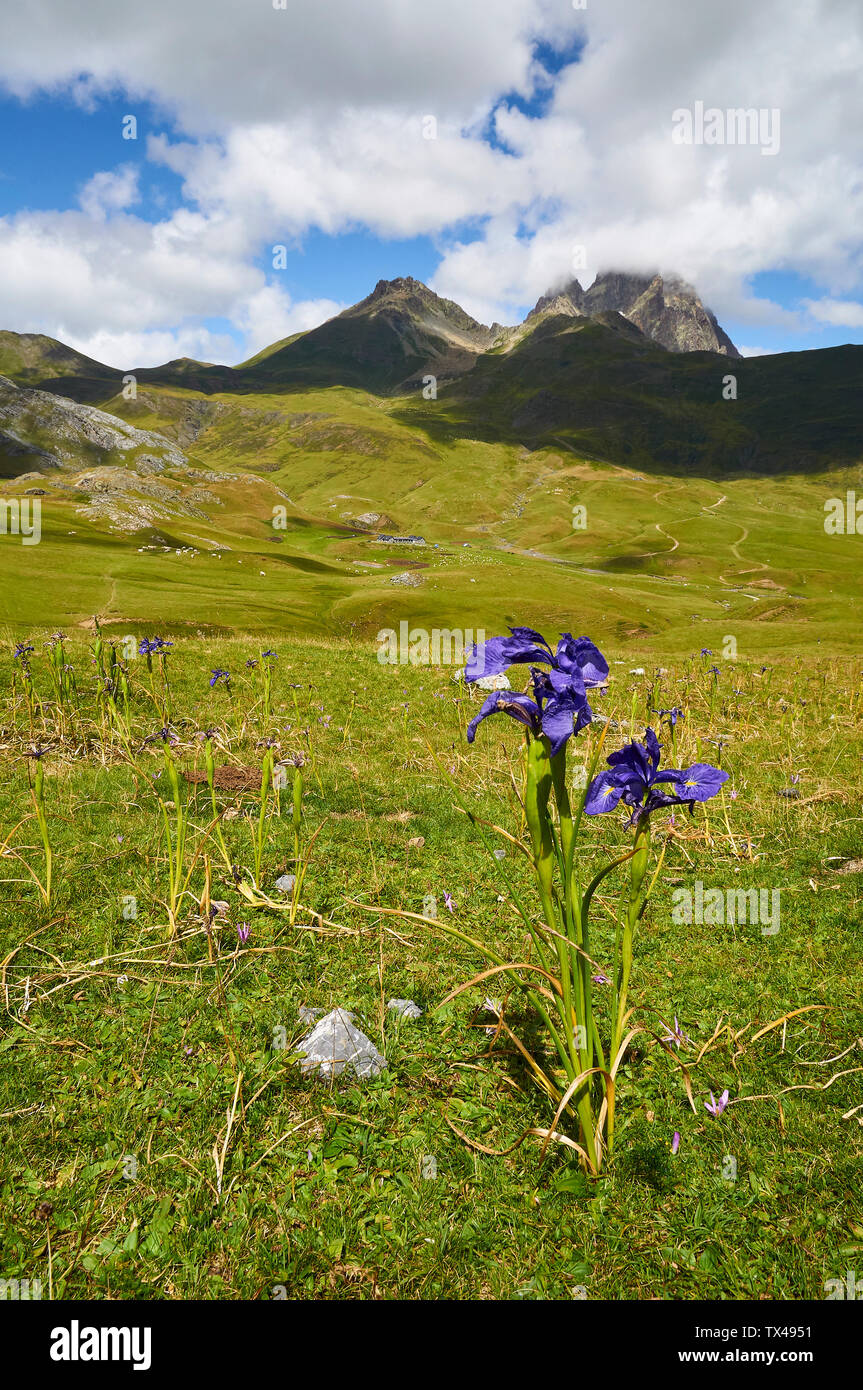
[528, 271, 740, 357]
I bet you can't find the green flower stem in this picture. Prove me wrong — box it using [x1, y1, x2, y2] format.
[612, 817, 651, 1064]
[32, 760, 53, 909]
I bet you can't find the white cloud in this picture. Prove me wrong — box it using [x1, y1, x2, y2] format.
[234, 286, 344, 361]
[60, 325, 239, 370]
[0, 0, 576, 129]
[0, 0, 860, 352]
[78, 165, 140, 221]
[804, 297, 863, 328]
[0, 203, 340, 366]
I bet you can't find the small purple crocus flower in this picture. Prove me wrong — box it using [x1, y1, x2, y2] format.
[660, 1016, 691, 1049]
[443, 891, 456, 914]
[584, 727, 728, 825]
[592, 972, 611, 985]
[705, 1089, 730, 1118]
[671, 1131, 680, 1155]
[237, 923, 250, 945]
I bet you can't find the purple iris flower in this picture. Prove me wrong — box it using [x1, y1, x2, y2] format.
[705, 1089, 730, 1118]
[464, 628, 608, 757]
[145, 726, 178, 745]
[139, 637, 173, 656]
[13, 642, 34, 660]
[466, 670, 593, 757]
[465, 627, 608, 688]
[210, 668, 231, 688]
[656, 707, 684, 728]
[584, 728, 728, 823]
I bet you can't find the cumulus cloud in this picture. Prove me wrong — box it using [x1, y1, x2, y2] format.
[234, 286, 344, 361]
[0, 0, 860, 352]
[804, 297, 863, 328]
[78, 165, 140, 221]
[0, 0, 575, 129]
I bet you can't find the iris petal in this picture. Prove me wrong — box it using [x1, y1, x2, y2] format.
[466, 691, 541, 744]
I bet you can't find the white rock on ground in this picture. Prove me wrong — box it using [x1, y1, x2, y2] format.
[297, 1008, 387, 1080]
[476, 673, 511, 692]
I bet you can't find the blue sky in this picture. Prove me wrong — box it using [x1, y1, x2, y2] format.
[0, 0, 861, 367]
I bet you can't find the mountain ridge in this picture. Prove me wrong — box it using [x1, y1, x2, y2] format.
[0, 268, 740, 401]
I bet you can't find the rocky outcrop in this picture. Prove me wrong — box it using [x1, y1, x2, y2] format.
[0, 375, 188, 473]
[528, 271, 740, 356]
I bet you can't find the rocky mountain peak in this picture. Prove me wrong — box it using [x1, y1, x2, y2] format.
[529, 270, 740, 357]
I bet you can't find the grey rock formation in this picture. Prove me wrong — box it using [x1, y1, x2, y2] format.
[529, 271, 740, 356]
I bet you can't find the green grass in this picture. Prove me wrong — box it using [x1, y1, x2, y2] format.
[0, 631, 861, 1299]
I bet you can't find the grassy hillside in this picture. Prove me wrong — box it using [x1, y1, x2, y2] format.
[1, 367, 859, 655]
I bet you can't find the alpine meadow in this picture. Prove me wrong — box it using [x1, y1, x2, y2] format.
[0, 0, 861, 1337]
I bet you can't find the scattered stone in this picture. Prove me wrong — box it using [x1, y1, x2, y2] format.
[275, 873, 297, 894]
[407, 836, 425, 849]
[297, 1005, 325, 1026]
[592, 714, 626, 730]
[493, 848, 507, 860]
[777, 787, 801, 799]
[476, 673, 511, 692]
[387, 998, 422, 1020]
[297, 1008, 387, 1080]
[374, 534, 426, 546]
[389, 571, 422, 587]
